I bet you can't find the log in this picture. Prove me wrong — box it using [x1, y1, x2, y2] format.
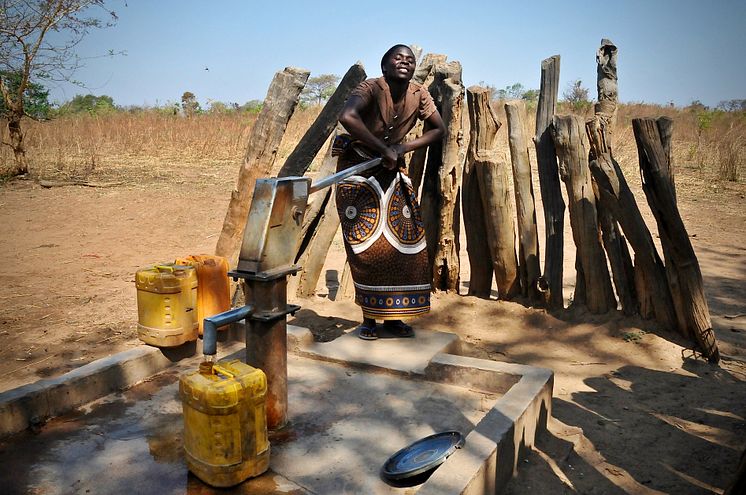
[410, 44, 423, 65]
[505, 101, 542, 302]
[656, 116, 675, 198]
[295, 192, 341, 297]
[215, 67, 309, 270]
[476, 154, 520, 299]
[298, 126, 344, 242]
[652, 116, 683, 335]
[534, 55, 565, 309]
[590, 47, 638, 316]
[338, 262, 355, 301]
[632, 117, 719, 363]
[287, 136, 341, 298]
[278, 63, 366, 177]
[595, 39, 618, 149]
[586, 124, 677, 330]
[463, 86, 498, 297]
[551, 115, 614, 314]
[420, 61, 464, 292]
[408, 53, 448, 194]
[597, 200, 638, 315]
[413, 53, 448, 85]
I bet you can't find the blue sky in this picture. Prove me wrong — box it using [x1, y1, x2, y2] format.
[46, 0, 746, 109]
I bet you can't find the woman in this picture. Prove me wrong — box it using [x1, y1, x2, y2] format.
[335, 44, 445, 340]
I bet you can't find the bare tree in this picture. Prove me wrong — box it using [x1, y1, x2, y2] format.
[0, 0, 118, 176]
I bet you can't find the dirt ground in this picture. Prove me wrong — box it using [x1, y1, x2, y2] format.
[1, 157, 744, 494]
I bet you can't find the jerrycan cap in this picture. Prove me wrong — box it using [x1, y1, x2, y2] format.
[381, 431, 464, 483]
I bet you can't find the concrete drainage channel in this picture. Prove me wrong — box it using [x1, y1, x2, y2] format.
[0, 324, 553, 494]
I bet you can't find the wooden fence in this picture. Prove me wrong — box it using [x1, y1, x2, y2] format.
[217, 40, 720, 363]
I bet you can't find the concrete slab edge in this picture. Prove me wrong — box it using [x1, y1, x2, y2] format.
[419, 353, 554, 495]
[0, 340, 245, 438]
[2, 323, 554, 495]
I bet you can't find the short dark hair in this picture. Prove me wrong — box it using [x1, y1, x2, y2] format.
[380, 44, 414, 72]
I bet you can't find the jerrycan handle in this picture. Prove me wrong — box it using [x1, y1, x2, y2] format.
[211, 363, 236, 379]
[154, 264, 175, 273]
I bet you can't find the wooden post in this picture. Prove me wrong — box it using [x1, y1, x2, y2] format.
[338, 262, 355, 300]
[551, 115, 615, 314]
[287, 136, 341, 298]
[420, 61, 464, 292]
[587, 120, 638, 315]
[476, 155, 520, 300]
[585, 125, 678, 330]
[410, 44, 423, 65]
[590, 41, 638, 315]
[595, 39, 618, 149]
[408, 54, 448, 194]
[505, 101, 542, 303]
[215, 67, 309, 270]
[295, 191, 340, 297]
[278, 63, 366, 177]
[632, 117, 720, 363]
[534, 55, 565, 309]
[413, 53, 448, 85]
[463, 86, 498, 297]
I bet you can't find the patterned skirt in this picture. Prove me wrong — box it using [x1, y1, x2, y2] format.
[335, 166, 431, 320]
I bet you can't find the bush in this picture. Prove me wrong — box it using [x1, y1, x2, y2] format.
[56, 94, 116, 115]
[562, 79, 591, 113]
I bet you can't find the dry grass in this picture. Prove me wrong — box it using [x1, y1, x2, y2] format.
[0, 103, 743, 185]
[0, 106, 323, 184]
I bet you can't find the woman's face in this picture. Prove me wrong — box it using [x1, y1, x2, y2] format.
[383, 47, 416, 82]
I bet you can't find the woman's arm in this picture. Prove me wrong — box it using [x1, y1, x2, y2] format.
[392, 109, 446, 156]
[339, 95, 399, 168]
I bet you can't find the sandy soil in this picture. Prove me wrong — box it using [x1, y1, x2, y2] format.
[0, 158, 744, 494]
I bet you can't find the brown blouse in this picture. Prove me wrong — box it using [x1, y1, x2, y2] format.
[349, 77, 437, 147]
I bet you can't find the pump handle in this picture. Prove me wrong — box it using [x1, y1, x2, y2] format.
[309, 157, 382, 194]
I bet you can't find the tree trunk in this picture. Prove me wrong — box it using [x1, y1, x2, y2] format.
[278, 63, 366, 177]
[632, 117, 720, 363]
[585, 125, 678, 330]
[505, 101, 542, 303]
[463, 86, 499, 297]
[533, 55, 565, 309]
[551, 115, 615, 314]
[421, 61, 464, 292]
[6, 114, 28, 176]
[215, 67, 309, 270]
[476, 154, 520, 299]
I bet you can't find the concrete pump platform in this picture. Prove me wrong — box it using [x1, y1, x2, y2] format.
[0, 326, 552, 494]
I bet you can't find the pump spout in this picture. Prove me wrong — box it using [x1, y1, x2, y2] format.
[202, 305, 254, 357]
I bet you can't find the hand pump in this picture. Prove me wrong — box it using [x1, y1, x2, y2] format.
[202, 157, 382, 429]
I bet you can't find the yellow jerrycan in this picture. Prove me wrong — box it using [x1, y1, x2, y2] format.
[135, 264, 198, 347]
[174, 255, 231, 336]
[179, 359, 270, 487]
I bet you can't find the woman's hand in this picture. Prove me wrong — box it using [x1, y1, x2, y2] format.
[381, 144, 409, 170]
[382, 146, 399, 170]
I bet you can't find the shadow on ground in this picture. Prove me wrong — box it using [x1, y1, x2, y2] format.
[505, 361, 746, 494]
